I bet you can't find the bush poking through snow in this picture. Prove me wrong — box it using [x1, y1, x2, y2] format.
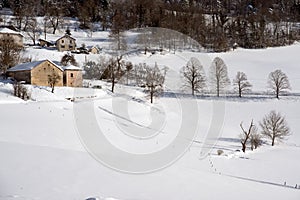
[250, 132, 263, 150]
[217, 150, 224, 156]
[13, 82, 30, 100]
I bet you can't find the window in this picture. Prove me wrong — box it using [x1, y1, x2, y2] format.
[70, 73, 74, 78]
[70, 40, 72, 44]
[62, 40, 64, 43]
[69, 45, 73, 49]
[61, 45, 65, 49]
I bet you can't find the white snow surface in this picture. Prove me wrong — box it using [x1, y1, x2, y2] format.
[0, 29, 300, 200]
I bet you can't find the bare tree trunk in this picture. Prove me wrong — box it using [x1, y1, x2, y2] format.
[241, 141, 247, 153]
[272, 135, 275, 146]
[150, 86, 154, 103]
[111, 66, 115, 93]
[192, 82, 195, 96]
[217, 81, 220, 97]
[240, 120, 255, 153]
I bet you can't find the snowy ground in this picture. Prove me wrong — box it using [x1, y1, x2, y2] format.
[0, 28, 300, 199]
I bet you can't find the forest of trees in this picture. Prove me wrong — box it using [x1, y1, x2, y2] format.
[1, 0, 300, 51]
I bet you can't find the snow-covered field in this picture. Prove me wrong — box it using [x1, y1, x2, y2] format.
[1, 28, 300, 200]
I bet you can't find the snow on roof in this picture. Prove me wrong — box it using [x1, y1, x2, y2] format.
[56, 34, 76, 42]
[8, 60, 63, 72]
[0, 27, 23, 37]
[52, 61, 82, 71]
[62, 65, 82, 70]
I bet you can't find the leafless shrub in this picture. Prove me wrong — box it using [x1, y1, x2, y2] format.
[13, 81, 30, 100]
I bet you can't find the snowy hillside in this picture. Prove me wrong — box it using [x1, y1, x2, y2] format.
[0, 29, 300, 200]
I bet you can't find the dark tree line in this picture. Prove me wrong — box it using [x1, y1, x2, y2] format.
[2, 0, 300, 51]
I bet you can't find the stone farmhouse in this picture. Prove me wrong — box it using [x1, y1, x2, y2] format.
[0, 27, 23, 47]
[56, 34, 76, 51]
[7, 60, 82, 87]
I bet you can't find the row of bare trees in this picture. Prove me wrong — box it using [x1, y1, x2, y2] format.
[181, 57, 291, 98]
[83, 55, 291, 105]
[240, 110, 290, 153]
[83, 56, 166, 103]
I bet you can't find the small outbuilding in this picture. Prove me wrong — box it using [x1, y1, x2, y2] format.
[39, 39, 55, 47]
[62, 65, 83, 87]
[7, 60, 64, 86]
[89, 46, 100, 54]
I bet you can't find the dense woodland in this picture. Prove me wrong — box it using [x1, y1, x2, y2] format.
[1, 0, 300, 51]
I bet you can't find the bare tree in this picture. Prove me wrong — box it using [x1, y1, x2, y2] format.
[83, 56, 109, 80]
[181, 57, 206, 96]
[268, 69, 291, 99]
[233, 71, 252, 97]
[240, 120, 256, 153]
[144, 63, 165, 103]
[11, 0, 35, 30]
[0, 36, 23, 75]
[209, 57, 230, 97]
[133, 63, 147, 86]
[260, 111, 290, 146]
[100, 55, 125, 93]
[137, 29, 152, 54]
[83, 61, 102, 80]
[125, 61, 133, 85]
[44, 1, 65, 34]
[48, 71, 61, 93]
[109, 31, 127, 52]
[26, 17, 41, 45]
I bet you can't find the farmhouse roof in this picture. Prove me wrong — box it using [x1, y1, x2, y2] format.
[62, 65, 82, 70]
[0, 27, 23, 37]
[56, 34, 76, 42]
[52, 61, 82, 71]
[7, 60, 63, 72]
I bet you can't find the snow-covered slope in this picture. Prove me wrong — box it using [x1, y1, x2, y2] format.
[1, 31, 300, 199]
